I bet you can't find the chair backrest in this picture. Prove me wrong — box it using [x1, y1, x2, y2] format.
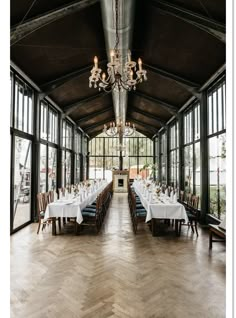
[48, 190, 54, 203]
[186, 193, 192, 205]
[37, 193, 46, 214]
[191, 195, 199, 209]
[179, 190, 184, 202]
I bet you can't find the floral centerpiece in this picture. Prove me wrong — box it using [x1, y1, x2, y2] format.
[140, 163, 158, 179]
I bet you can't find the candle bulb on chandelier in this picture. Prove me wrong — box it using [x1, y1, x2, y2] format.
[130, 70, 133, 80]
[110, 50, 115, 63]
[138, 58, 142, 71]
[128, 50, 131, 62]
[94, 56, 98, 68]
[102, 72, 106, 81]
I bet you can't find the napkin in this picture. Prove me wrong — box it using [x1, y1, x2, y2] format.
[170, 191, 174, 201]
[165, 189, 169, 196]
[173, 193, 177, 203]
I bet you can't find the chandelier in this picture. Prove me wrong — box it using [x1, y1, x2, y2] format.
[103, 121, 136, 137]
[89, 0, 147, 93]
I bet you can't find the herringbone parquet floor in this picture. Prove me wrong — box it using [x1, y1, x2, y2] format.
[11, 193, 226, 318]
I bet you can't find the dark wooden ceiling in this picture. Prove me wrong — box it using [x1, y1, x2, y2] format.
[11, 0, 225, 139]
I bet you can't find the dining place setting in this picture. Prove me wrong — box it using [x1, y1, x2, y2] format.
[43, 179, 108, 235]
[131, 179, 189, 237]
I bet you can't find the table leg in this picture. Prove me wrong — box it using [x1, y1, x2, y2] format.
[209, 231, 213, 249]
[151, 219, 156, 236]
[52, 218, 56, 236]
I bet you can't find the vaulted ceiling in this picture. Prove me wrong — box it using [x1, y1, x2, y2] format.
[11, 0, 225, 139]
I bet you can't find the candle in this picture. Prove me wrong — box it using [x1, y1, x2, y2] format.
[94, 56, 98, 68]
[138, 58, 142, 71]
[130, 70, 133, 80]
[110, 50, 115, 63]
[102, 72, 106, 81]
[128, 50, 131, 62]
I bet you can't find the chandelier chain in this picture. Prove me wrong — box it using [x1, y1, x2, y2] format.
[115, 0, 119, 50]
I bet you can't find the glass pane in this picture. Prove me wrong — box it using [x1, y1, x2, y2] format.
[217, 86, 223, 132]
[48, 147, 57, 190]
[212, 90, 217, 134]
[75, 154, 80, 183]
[194, 104, 200, 140]
[208, 94, 213, 135]
[89, 157, 96, 179]
[13, 137, 32, 229]
[28, 94, 33, 134]
[65, 151, 71, 185]
[194, 142, 201, 203]
[184, 145, 193, 193]
[61, 150, 65, 187]
[222, 83, 226, 129]
[39, 144, 47, 192]
[40, 102, 47, 140]
[209, 134, 226, 219]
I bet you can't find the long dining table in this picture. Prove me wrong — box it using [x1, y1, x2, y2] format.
[44, 181, 108, 235]
[133, 180, 188, 236]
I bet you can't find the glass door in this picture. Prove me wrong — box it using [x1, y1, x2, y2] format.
[12, 136, 32, 230]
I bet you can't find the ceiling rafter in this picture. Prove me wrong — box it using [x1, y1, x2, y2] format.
[76, 107, 113, 124]
[11, 0, 99, 45]
[39, 62, 106, 99]
[144, 63, 201, 97]
[149, 0, 225, 42]
[133, 91, 179, 114]
[63, 91, 108, 115]
[126, 116, 159, 133]
[128, 106, 166, 126]
[84, 117, 115, 131]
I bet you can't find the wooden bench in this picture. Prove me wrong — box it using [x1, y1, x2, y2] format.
[209, 224, 226, 249]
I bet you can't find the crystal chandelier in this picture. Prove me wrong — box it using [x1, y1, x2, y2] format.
[103, 121, 136, 137]
[89, 0, 147, 93]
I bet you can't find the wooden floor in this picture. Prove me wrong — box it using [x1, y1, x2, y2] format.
[11, 193, 226, 318]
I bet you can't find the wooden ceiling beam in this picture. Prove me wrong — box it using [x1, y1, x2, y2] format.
[39, 62, 106, 99]
[84, 117, 115, 131]
[133, 91, 179, 114]
[126, 116, 159, 133]
[144, 63, 201, 97]
[11, 0, 99, 45]
[128, 106, 166, 126]
[76, 107, 113, 124]
[149, 0, 225, 42]
[64, 92, 107, 115]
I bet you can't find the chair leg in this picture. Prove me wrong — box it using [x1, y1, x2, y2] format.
[37, 221, 41, 234]
[190, 221, 194, 233]
[195, 220, 199, 236]
[58, 217, 61, 232]
[209, 231, 213, 249]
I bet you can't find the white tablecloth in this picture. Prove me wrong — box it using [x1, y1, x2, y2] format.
[133, 181, 188, 223]
[44, 181, 107, 224]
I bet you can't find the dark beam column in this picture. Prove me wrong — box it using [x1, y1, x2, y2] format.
[166, 126, 170, 185]
[57, 113, 63, 188]
[158, 132, 161, 183]
[199, 92, 209, 223]
[32, 92, 41, 221]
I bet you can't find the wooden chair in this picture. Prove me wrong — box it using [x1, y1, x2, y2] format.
[209, 224, 226, 249]
[81, 194, 103, 233]
[186, 195, 200, 236]
[130, 192, 146, 234]
[36, 193, 47, 234]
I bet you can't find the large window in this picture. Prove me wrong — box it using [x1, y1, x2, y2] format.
[39, 101, 58, 191]
[61, 120, 73, 187]
[169, 122, 179, 188]
[160, 131, 167, 183]
[208, 79, 226, 220]
[13, 137, 32, 230]
[74, 130, 82, 183]
[183, 103, 201, 198]
[89, 132, 153, 181]
[13, 76, 33, 134]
